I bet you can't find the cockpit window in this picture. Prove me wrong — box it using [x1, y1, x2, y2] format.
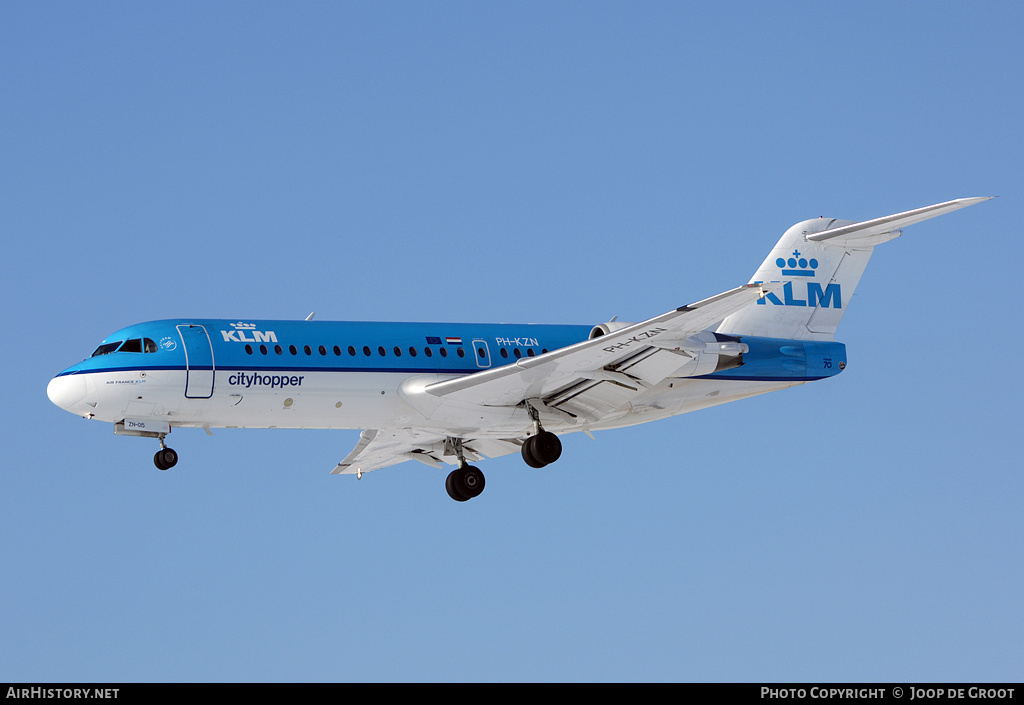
[119, 338, 161, 353]
[91, 342, 123, 357]
[91, 338, 160, 356]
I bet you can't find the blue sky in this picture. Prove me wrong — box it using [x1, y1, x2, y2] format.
[2, 1, 1022, 682]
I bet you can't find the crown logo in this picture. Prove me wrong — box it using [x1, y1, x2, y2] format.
[230, 322, 257, 329]
[776, 249, 818, 277]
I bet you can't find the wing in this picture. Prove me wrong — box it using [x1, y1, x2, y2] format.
[330, 428, 524, 475]
[332, 283, 770, 474]
[423, 283, 772, 420]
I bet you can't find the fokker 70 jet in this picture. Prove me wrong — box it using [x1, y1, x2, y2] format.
[48, 198, 990, 501]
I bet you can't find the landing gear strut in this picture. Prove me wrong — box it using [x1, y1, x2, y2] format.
[444, 437, 486, 502]
[153, 436, 178, 471]
[521, 401, 562, 468]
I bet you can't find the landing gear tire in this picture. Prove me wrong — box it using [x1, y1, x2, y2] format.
[521, 436, 546, 468]
[445, 471, 469, 501]
[154, 448, 178, 471]
[534, 431, 562, 465]
[522, 431, 561, 468]
[446, 465, 485, 501]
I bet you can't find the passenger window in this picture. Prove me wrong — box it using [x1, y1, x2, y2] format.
[393, 346, 401, 357]
[245, 344, 253, 355]
[440, 347, 448, 358]
[275, 345, 283, 355]
[319, 345, 327, 356]
[348, 346, 356, 356]
[409, 347, 417, 357]
[260, 344, 268, 355]
[527, 349, 535, 357]
[500, 348, 508, 358]
[513, 348, 522, 359]
[363, 346, 371, 356]
[424, 347, 432, 357]
[304, 345, 312, 355]
[334, 346, 342, 356]
[289, 345, 298, 355]
[378, 346, 386, 357]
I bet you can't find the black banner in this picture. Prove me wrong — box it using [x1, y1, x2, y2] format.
[1, 683, 1021, 699]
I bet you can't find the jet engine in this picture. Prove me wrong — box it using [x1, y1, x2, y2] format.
[588, 321, 637, 339]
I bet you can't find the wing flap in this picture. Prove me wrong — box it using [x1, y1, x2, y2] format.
[331, 428, 524, 474]
[331, 428, 445, 475]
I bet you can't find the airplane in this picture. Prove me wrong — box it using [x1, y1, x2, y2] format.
[47, 197, 991, 501]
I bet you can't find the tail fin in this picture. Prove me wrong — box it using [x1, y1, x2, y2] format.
[716, 197, 992, 340]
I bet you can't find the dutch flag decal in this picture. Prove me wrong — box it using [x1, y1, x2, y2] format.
[445, 336, 462, 345]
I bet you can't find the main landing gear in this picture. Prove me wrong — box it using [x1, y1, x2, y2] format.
[521, 402, 563, 469]
[444, 437, 486, 502]
[521, 430, 562, 468]
[445, 465, 485, 502]
[442, 419, 564, 502]
[153, 436, 178, 471]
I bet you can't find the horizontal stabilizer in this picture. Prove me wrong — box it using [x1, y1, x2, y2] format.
[807, 197, 993, 246]
[717, 197, 993, 340]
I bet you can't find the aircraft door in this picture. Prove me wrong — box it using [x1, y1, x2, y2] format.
[177, 324, 215, 399]
[472, 339, 492, 368]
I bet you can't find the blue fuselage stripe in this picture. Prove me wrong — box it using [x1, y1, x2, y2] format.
[55, 319, 847, 384]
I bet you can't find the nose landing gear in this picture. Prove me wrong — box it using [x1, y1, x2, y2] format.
[114, 420, 178, 471]
[154, 437, 178, 471]
[154, 448, 178, 470]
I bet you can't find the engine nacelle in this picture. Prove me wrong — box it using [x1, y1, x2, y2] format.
[588, 321, 637, 339]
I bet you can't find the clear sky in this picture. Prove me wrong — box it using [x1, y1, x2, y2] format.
[2, 1, 1021, 682]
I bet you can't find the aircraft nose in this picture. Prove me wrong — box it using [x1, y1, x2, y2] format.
[47, 374, 88, 412]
